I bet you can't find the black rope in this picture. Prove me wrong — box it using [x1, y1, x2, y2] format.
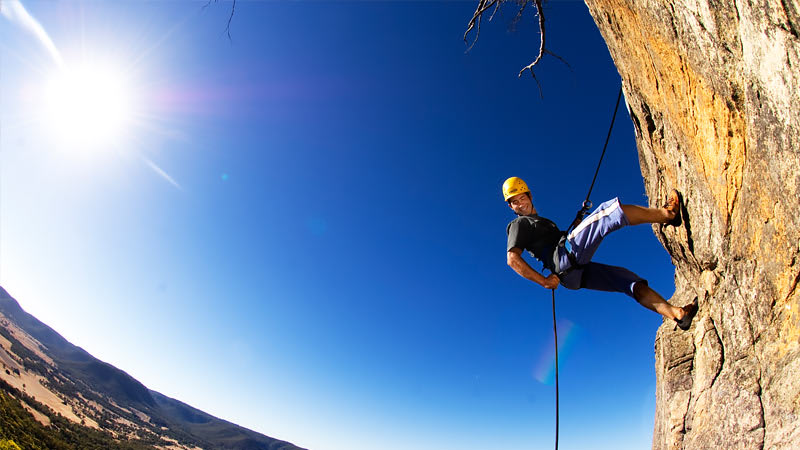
[551, 289, 559, 450]
[566, 86, 625, 234]
[550, 86, 624, 450]
[585, 86, 624, 205]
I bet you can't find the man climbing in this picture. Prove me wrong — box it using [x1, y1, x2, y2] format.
[503, 176, 698, 330]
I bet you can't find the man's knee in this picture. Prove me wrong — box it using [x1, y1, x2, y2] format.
[632, 280, 649, 300]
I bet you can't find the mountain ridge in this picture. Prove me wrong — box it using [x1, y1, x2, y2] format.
[0, 285, 307, 450]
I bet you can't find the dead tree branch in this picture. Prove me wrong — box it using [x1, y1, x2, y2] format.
[465, 0, 569, 96]
[509, 4, 527, 32]
[464, 0, 503, 52]
[517, 0, 546, 78]
[225, 0, 236, 39]
[204, 0, 237, 40]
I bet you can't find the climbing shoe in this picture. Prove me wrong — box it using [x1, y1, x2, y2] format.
[664, 189, 682, 227]
[675, 298, 698, 331]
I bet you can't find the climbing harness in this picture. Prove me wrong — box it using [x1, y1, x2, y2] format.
[549, 85, 623, 450]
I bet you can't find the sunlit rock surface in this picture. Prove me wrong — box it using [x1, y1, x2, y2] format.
[583, 0, 800, 448]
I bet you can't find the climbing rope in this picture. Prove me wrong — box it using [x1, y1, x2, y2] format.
[550, 85, 624, 450]
[565, 86, 625, 234]
[551, 289, 559, 450]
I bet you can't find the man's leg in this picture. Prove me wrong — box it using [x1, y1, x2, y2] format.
[632, 281, 688, 321]
[566, 191, 680, 266]
[576, 263, 697, 325]
[621, 190, 680, 226]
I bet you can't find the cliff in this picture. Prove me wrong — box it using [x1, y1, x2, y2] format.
[581, 0, 800, 448]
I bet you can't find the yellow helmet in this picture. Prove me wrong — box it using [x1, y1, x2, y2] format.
[502, 177, 530, 201]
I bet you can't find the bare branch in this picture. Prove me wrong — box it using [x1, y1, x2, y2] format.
[517, 0, 546, 78]
[530, 71, 544, 99]
[489, 0, 503, 22]
[464, 0, 501, 52]
[509, 0, 528, 32]
[225, 0, 236, 40]
[464, 0, 492, 39]
[203, 0, 236, 40]
[544, 49, 573, 72]
[465, 0, 569, 91]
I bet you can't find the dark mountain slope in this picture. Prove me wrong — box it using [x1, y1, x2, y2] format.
[0, 286, 306, 450]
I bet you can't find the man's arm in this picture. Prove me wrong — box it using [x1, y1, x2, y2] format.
[507, 248, 560, 289]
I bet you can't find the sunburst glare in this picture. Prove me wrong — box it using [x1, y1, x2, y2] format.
[43, 61, 136, 152]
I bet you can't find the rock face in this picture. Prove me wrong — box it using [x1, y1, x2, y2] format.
[582, 0, 800, 448]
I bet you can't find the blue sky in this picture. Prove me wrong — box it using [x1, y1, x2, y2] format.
[1, 1, 676, 449]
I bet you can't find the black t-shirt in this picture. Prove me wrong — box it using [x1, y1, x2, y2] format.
[506, 215, 563, 272]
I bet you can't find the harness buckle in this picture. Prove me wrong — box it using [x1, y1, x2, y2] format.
[553, 234, 581, 278]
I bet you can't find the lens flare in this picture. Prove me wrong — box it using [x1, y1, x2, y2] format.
[533, 319, 580, 385]
[1, 0, 64, 67]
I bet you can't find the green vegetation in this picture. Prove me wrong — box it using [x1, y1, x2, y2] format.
[0, 328, 50, 378]
[0, 379, 152, 450]
[0, 439, 22, 450]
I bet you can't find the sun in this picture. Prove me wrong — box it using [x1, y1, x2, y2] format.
[44, 61, 135, 152]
